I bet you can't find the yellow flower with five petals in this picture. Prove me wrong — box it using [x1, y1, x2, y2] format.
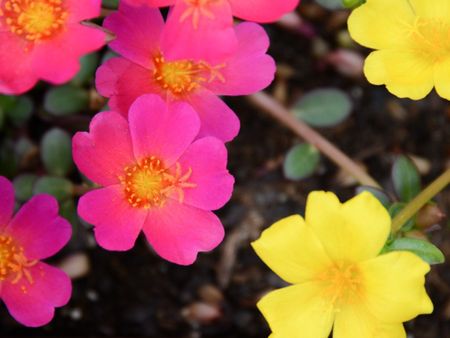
[252, 191, 433, 338]
[348, 0, 450, 100]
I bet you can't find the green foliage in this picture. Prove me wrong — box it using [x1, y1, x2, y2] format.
[392, 155, 421, 202]
[33, 176, 74, 202]
[13, 174, 38, 202]
[0, 95, 33, 127]
[72, 53, 100, 86]
[283, 143, 320, 181]
[41, 128, 73, 177]
[293, 88, 352, 127]
[342, 0, 366, 9]
[102, 0, 119, 9]
[315, 0, 344, 10]
[44, 84, 89, 116]
[383, 237, 445, 265]
[355, 186, 390, 208]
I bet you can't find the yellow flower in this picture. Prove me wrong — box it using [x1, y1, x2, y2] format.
[252, 191, 433, 338]
[348, 0, 450, 100]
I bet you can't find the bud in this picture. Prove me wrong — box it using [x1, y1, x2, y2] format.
[417, 204, 446, 229]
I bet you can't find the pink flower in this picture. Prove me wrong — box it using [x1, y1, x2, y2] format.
[73, 94, 234, 265]
[0, 0, 105, 94]
[0, 176, 72, 327]
[95, 2, 275, 142]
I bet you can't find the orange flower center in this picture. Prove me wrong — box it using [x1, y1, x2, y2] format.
[180, 0, 222, 29]
[120, 156, 196, 209]
[409, 17, 450, 63]
[0, 234, 38, 288]
[317, 261, 363, 309]
[0, 0, 68, 42]
[153, 53, 225, 97]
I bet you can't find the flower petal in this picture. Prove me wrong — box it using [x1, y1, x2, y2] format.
[78, 185, 148, 251]
[229, 0, 299, 22]
[206, 22, 275, 96]
[433, 57, 450, 100]
[305, 191, 390, 263]
[143, 200, 224, 265]
[188, 90, 240, 142]
[2, 262, 71, 327]
[128, 94, 200, 166]
[409, 0, 450, 19]
[364, 50, 434, 100]
[0, 176, 14, 228]
[333, 301, 378, 338]
[257, 282, 334, 338]
[72, 111, 135, 186]
[252, 215, 331, 284]
[347, 0, 414, 49]
[174, 137, 234, 210]
[7, 195, 71, 260]
[104, 2, 164, 68]
[359, 251, 433, 323]
[66, 0, 101, 23]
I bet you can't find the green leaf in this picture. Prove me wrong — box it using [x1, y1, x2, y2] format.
[293, 88, 352, 127]
[283, 143, 320, 180]
[33, 176, 73, 201]
[355, 186, 390, 208]
[102, 0, 119, 9]
[13, 174, 38, 202]
[7, 96, 33, 126]
[384, 237, 445, 265]
[71, 53, 100, 86]
[0, 107, 4, 130]
[44, 85, 89, 116]
[41, 128, 73, 177]
[0, 140, 18, 177]
[392, 155, 421, 202]
[315, 0, 344, 9]
[342, 0, 366, 8]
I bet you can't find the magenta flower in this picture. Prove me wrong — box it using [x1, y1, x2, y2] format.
[73, 94, 234, 265]
[95, 2, 275, 142]
[0, 0, 105, 94]
[0, 176, 72, 327]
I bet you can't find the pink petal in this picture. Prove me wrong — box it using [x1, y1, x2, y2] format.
[7, 195, 71, 261]
[72, 111, 135, 186]
[125, 0, 175, 5]
[143, 200, 224, 265]
[2, 263, 71, 327]
[128, 94, 200, 166]
[66, 0, 102, 23]
[104, 2, 164, 68]
[78, 185, 148, 251]
[31, 24, 105, 84]
[0, 32, 36, 94]
[174, 137, 234, 210]
[229, 0, 299, 22]
[206, 22, 275, 95]
[95, 58, 159, 116]
[188, 90, 240, 142]
[0, 176, 14, 228]
[161, 0, 237, 62]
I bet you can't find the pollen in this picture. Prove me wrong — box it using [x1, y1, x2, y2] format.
[316, 261, 363, 309]
[409, 17, 450, 63]
[0, 235, 38, 286]
[0, 0, 68, 42]
[180, 0, 221, 29]
[153, 53, 225, 97]
[120, 157, 197, 209]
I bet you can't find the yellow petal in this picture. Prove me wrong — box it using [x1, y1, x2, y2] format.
[434, 57, 450, 100]
[377, 323, 406, 338]
[409, 0, 450, 19]
[347, 0, 414, 49]
[252, 215, 331, 284]
[305, 191, 390, 263]
[364, 49, 434, 100]
[359, 251, 433, 323]
[257, 282, 334, 338]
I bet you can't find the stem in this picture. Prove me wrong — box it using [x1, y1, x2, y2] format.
[248, 92, 381, 188]
[391, 168, 450, 233]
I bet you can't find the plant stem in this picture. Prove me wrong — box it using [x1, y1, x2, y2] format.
[248, 92, 381, 188]
[391, 168, 450, 233]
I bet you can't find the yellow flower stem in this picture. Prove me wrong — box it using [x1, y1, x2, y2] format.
[249, 92, 381, 188]
[391, 168, 450, 233]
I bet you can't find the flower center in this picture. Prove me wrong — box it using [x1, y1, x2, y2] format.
[0, 234, 38, 286]
[409, 17, 450, 63]
[180, 0, 221, 29]
[153, 53, 225, 97]
[0, 0, 68, 42]
[120, 157, 196, 209]
[316, 261, 362, 309]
